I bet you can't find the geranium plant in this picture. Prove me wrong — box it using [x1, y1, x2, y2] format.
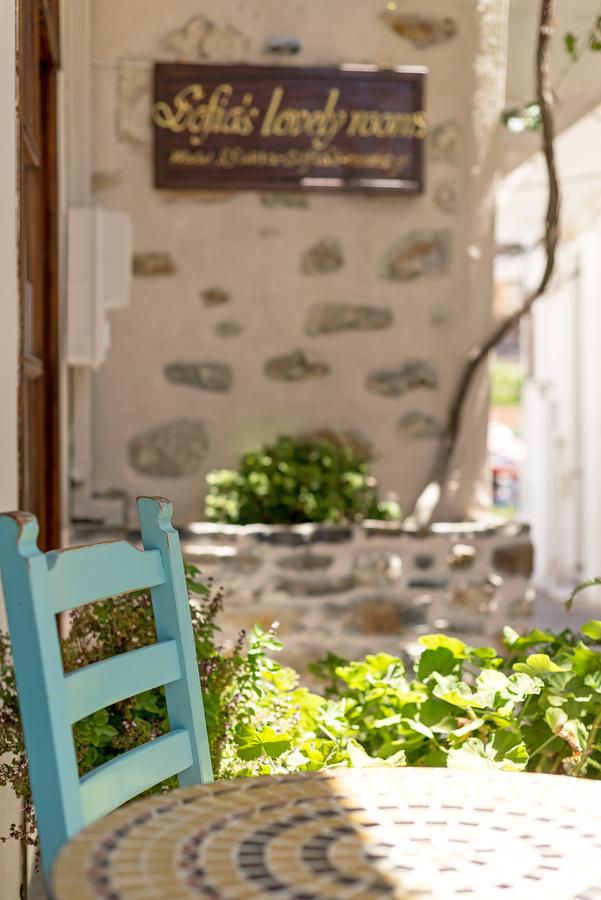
[3, 565, 601, 853]
[205, 435, 399, 525]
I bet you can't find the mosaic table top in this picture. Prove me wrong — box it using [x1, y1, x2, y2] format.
[52, 766, 601, 899]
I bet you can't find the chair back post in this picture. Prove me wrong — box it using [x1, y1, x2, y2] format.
[137, 497, 213, 784]
[0, 514, 83, 879]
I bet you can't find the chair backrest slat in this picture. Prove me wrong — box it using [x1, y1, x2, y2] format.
[64, 639, 181, 724]
[46, 542, 165, 613]
[138, 497, 214, 786]
[0, 496, 213, 883]
[79, 729, 192, 824]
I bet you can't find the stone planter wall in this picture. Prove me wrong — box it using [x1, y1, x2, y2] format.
[179, 519, 534, 677]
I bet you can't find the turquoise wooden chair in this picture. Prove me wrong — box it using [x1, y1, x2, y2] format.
[0, 496, 213, 883]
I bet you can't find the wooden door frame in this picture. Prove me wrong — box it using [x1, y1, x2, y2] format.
[17, 0, 61, 549]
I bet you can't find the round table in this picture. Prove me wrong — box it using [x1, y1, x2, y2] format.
[53, 767, 601, 899]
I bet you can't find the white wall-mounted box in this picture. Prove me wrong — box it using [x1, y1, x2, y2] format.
[66, 207, 132, 368]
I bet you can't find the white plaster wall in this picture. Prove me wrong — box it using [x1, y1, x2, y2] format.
[90, 0, 508, 525]
[0, 0, 23, 892]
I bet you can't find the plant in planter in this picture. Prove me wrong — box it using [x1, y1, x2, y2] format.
[4, 564, 601, 851]
[205, 434, 400, 525]
[240, 621, 601, 778]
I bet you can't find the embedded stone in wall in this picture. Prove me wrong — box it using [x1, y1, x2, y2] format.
[342, 594, 429, 636]
[128, 418, 208, 477]
[259, 226, 281, 239]
[301, 237, 344, 275]
[398, 411, 445, 439]
[367, 361, 438, 398]
[261, 192, 308, 209]
[201, 287, 230, 305]
[275, 575, 357, 597]
[133, 252, 176, 277]
[164, 361, 232, 392]
[380, 230, 451, 281]
[493, 543, 534, 577]
[92, 170, 123, 193]
[222, 607, 301, 637]
[116, 65, 152, 146]
[414, 553, 435, 570]
[353, 551, 403, 587]
[214, 320, 243, 338]
[264, 349, 330, 382]
[383, 13, 457, 48]
[276, 551, 334, 571]
[449, 581, 497, 613]
[447, 544, 477, 569]
[434, 182, 458, 214]
[430, 304, 450, 328]
[159, 15, 249, 61]
[305, 303, 393, 336]
[430, 121, 461, 165]
[229, 553, 263, 574]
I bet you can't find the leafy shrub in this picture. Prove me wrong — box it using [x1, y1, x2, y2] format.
[4, 566, 601, 850]
[236, 623, 601, 778]
[205, 435, 400, 525]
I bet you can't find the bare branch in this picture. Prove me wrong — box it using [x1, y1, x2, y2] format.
[418, 0, 560, 526]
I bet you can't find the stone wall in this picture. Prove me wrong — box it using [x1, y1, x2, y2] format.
[179, 519, 534, 676]
[90, 1, 509, 524]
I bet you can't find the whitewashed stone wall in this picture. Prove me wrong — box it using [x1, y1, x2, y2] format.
[90, 1, 509, 525]
[179, 520, 534, 675]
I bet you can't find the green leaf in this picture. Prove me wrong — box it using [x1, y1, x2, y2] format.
[581, 621, 601, 641]
[545, 707, 567, 733]
[447, 739, 500, 771]
[545, 708, 586, 755]
[403, 718, 435, 740]
[432, 676, 479, 709]
[419, 635, 467, 658]
[571, 642, 601, 677]
[336, 653, 405, 690]
[448, 738, 525, 772]
[503, 626, 520, 648]
[470, 646, 500, 664]
[506, 672, 543, 699]
[418, 647, 458, 680]
[564, 31, 578, 59]
[452, 718, 484, 738]
[346, 740, 405, 768]
[235, 725, 292, 761]
[491, 731, 529, 767]
[503, 628, 555, 651]
[513, 654, 570, 676]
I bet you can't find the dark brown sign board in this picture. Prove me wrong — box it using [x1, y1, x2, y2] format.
[153, 63, 427, 193]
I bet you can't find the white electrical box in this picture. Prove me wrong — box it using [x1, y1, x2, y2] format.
[67, 207, 133, 367]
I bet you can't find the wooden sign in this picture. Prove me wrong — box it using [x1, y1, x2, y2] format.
[152, 63, 427, 193]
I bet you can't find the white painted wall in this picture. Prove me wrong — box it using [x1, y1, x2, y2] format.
[521, 228, 601, 598]
[86, 0, 509, 525]
[0, 0, 24, 893]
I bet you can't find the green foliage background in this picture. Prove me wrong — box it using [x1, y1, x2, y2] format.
[3, 565, 601, 849]
[205, 435, 400, 524]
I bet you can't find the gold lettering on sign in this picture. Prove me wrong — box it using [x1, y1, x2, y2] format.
[260, 87, 348, 150]
[167, 144, 412, 178]
[153, 83, 260, 146]
[153, 83, 428, 147]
